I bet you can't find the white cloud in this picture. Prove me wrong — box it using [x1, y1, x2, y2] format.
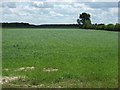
[49, 11, 64, 17]
[73, 3, 87, 7]
[73, 3, 94, 11]
[109, 8, 118, 15]
[45, 0, 77, 2]
[54, 4, 72, 9]
[33, 1, 44, 6]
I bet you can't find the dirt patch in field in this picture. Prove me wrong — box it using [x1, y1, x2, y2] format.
[43, 68, 58, 72]
[14, 66, 35, 71]
[5, 83, 45, 88]
[3, 68, 9, 71]
[0, 76, 25, 84]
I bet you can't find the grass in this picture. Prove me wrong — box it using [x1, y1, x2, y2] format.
[2, 28, 118, 88]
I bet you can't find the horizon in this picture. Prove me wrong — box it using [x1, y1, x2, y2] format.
[1, 22, 118, 25]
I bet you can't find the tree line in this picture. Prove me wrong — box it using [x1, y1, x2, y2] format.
[1, 23, 78, 28]
[77, 12, 120, 31]
[1, 12, 120, 31]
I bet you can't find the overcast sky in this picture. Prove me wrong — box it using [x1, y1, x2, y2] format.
[0, 0, 119, 25]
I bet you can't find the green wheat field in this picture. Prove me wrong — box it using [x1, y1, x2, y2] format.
[2, 28, 118, 88]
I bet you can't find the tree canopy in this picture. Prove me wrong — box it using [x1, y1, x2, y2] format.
[77, 12, 91, 27]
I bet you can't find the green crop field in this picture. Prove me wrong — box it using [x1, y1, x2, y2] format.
[2, 28, 118, 88]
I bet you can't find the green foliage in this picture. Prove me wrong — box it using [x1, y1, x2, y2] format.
[82, 23, 120, 31]
[114, 23, 120, 31]
[82, 20, 92, 29]
[77, 12, 91, 28]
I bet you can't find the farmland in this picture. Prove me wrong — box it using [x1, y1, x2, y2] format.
[2, 28, 118, 88]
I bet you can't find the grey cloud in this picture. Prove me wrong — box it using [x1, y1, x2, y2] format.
[2, 2, 16, 8]
[85, 2, 118, 8]
[72, 2, 117, 9]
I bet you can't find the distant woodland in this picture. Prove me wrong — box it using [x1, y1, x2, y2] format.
[1, 12, 120, 31]
[1, 23, 79, 28]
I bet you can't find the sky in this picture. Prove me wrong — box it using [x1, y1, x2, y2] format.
[0, 0, 119, 25]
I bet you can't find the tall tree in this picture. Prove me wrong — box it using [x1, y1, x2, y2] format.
[77, 12, 91, 28]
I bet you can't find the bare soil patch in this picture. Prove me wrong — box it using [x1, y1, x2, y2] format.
[14, 66, 35, 71]
[0, 76, 25, 84]
[43, 68, 58, 72]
